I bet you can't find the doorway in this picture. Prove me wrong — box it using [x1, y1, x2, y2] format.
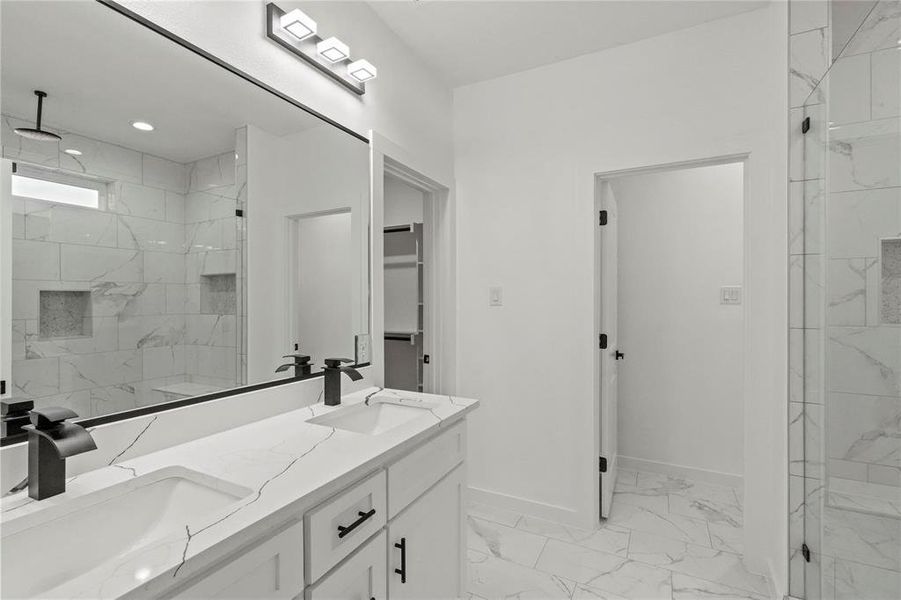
[596, 159, 746, 519]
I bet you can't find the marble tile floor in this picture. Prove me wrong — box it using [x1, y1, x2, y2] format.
[467, 470, 770, 600]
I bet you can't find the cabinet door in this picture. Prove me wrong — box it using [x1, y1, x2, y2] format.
[171, 522, 304, 600]
[388, 465, 464, 600]
[306, 530, 387, 600]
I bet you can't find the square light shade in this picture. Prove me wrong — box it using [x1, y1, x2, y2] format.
[317, 37, 350, 63]
[347, 59, 377, 82]
[280, 8, 317, 40]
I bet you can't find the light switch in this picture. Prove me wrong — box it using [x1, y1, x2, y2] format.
[720, 286, 742, 305]
[355, 334, 371, 364]
[489, 286, 503, 307]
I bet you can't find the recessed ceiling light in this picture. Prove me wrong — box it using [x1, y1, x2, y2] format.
[317, 37, 350, 63]
[347, 59, 377, 83]
[280, 8, 317, 40]
[131, 121, 154, 132]
[63, 148, 82, 156]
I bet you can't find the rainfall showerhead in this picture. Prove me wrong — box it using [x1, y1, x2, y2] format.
[14, 90, 62, 142]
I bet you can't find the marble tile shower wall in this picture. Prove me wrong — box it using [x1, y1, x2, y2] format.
[3, 114, 240, 417]
[788, 2, 901, 598]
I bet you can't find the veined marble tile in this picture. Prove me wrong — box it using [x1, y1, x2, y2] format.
[828, 258, 872, 325]
[57, 133, 142, 184]
[184, 284, 201, 315]
[611, 487, 669, 513]
[834, 558, 901, 599]
[606, 501, 711, 546]
[789, 179, 825, 254]
[616, 469, 638, 488]
[882, 238, 901, 323]
[25, 316, 118, 358]
[517, 516, 630, 557]
[25, 205, 117, 247]
[872, 47, 900, 120]
[468, 502, 523, 527]
[185, 314, 236, 347]
[144, 251, 186, 284]
[186, 219, 234, 253]
[827, 327, 901, 396]
[11, 357, 59, 397]
[60, 245, 142, 282]
[828, 478, 901, 518]
[791, 0, 830, 34]
[790, 328, 823, 405]
[627, 531, 769, 596]
[791, 27, 829, 107]
[109, 182, 166, 221]
[165, 284, 187, 315]
[633, 472, 741, 508]
[570, 583, 629, 599]
[468, 549, 577, 599]
[668, 494, 742, 527]
[790, 254, 823, 328]
[790, 108, 807, 182]
[842, 0, 901, 56]
[185, 191, 236, 223]
[708, 522, 744, 555]
[869, 463, 901, 486]
[91, 282, 153, 317]
[671, 573, 769, 600]
[1, 114, 60, 166]
[827, 187, 901, 259]
[118, 314, 185, 350]
[118, 215, 185, 253]
[90, 383, 139, 417]
[142, 154, 188, 193]
[823, 505, 901, 570]
[185, 345, 236, 381]
[142, 345, 186, 380]
[830, 458, 869, 480]
[165, 192, 186, 224]
[13, 239, 60, 280]
[828, 119, 901, 193]
[803, 102, 828, 179]
[187, 250, 236, 278]
[827, 392, 900, 468]
[188, 152, 236, 193]
[31, 390, 92, 418]
[535, 539, 672, 599]
[829, 53, 872, 126]
[58, 350, 141, 393]
[467, 516, 547, 568]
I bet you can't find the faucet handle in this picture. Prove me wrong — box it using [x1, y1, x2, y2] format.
[324, 358, 354, 368]
[282, 354, 312, 363]
[29, 407, 79, 430]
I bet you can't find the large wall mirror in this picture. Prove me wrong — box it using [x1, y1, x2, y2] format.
[0, 0, 371, 441]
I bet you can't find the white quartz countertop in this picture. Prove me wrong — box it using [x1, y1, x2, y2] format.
[0, 388, 478, 599]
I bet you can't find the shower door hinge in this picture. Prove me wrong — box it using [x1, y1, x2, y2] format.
[599, 210, 608, 226]
[235, 209, 244, 217]
[599, 333, 608, 349]
[0, 380, 5, 395]
[801, 543, 810, 562]
[801, 117, 811, 134]
[599, 456, 608, 473]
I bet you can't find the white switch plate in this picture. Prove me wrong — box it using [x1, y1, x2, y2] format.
[489, 286, 503, 306]
[720, 286, 742, 305]
[355, 334, 371, 364]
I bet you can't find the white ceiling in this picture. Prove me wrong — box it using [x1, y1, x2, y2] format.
[368, 0, 768, 87]
[1, 1, 324, 163]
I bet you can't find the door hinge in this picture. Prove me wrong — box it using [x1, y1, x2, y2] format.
[0, 380, 5, 395]
[599, 456, 608, 473]
[235, 209, 244, 217]
[599, 333, 608, 349]
[801, 117, 811, 134]
[599, 210, 608, 226]
[423, 354, 430, 364]
[801, 543, 810, 562]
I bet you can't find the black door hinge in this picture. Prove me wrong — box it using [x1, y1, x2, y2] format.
[599, 456, 608, 473]
[599, 334, 608, 349]
[801, 543, 810, 562]
[599, 210, 608, 226]
[235, 209, 244, 217]
[423, 354, 430, 364]
[801, 117, 810, 134]
[0, 380, 5, 395]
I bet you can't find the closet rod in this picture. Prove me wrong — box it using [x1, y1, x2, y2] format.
[384, 332, 417, 342]
[384, 223, 417, 233]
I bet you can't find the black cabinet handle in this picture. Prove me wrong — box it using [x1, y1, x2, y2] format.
[394, 537, 407, 583]
[337, 509, 376, 539]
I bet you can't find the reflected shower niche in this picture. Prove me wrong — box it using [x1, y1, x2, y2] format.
[882, 238, 901, 325]
[39, 290, 92, 339]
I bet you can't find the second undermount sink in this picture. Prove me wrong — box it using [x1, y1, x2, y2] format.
[307, 398, 437, 435]
[1, 467, 251, 599]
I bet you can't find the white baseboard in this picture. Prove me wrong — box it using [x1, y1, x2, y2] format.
[468, 486, 593, 530]
[618, 455, 743, 488]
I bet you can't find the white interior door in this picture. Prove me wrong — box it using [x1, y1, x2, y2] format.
[598, 179, 619, 518]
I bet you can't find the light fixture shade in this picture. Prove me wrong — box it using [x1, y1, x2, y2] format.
[280, 8, 317, 40]
[317, 37, 350, 63]
[347, 59, 377, 82]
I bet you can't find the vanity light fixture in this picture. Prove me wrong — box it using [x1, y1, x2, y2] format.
[131, 121, 154, 131]
[317, 37, 350, 63]
[63, 148, 82, 156]
[347, 59, 377, 83]
[280, 8, 317, 40]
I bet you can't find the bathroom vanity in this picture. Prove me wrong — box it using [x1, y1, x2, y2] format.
[0, 388, 478, 599]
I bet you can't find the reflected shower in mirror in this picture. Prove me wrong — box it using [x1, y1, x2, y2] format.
[0, 0, 370, 435]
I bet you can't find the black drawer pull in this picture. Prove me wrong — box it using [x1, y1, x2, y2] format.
[337, 509, 376, 539]
[394, 537, 407, 583]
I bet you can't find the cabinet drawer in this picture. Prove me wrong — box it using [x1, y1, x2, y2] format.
[170, 521, 303, 599]
[305, 530, 387, 600]
[304, 470, 387, 584]
[387, 421, 466, 518]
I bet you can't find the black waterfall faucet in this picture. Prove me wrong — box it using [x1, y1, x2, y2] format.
[323, 358, 363, 406]
[276, 353, 314, 378]
[22, 407, 97, 500]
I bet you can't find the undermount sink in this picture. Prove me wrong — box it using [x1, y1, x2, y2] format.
[1, 467, 251, 598]
[307, 398, 436, 435]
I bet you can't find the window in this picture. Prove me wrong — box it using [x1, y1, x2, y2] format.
[11, 164, 107, 209]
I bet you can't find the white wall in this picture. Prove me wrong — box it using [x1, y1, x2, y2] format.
[453, 4, 788, 587]
[384, 175, 424, 227]
[613, 163, 744, 479]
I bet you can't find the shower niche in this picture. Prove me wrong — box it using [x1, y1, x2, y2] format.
[39, 290, 92, 339]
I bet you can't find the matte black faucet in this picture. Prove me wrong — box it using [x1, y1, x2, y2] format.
[22, 407, 97, 500]
[276, 353, 313, 378]
[323, 358, 363, 406]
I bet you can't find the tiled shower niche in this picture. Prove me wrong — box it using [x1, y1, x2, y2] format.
[39, 290, 92, 338]
[881, 238, 901, 324]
